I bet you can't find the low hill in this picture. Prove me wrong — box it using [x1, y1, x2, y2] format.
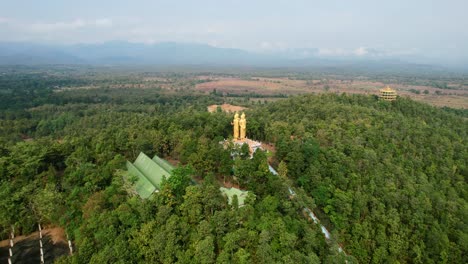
[250, 94, 467, 263]
[0, 78, 465, 263]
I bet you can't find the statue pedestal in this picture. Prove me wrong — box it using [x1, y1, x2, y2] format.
[231, 138, 262, 156]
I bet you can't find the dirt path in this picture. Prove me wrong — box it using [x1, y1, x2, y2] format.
[0, 227, 70, 263]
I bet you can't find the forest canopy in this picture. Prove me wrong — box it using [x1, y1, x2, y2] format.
[0, 69, 466, 263]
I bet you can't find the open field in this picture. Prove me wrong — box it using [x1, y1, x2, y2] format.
[196, 77, 309, 95]
[6, 65, 466, 109]
[57, 75, 468, 108]
[207, 103, 248, 113]
[196, 77, 468, 108]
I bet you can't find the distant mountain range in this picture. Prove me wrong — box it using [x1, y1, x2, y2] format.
[0, 41, 266, 65]
[0, 41, 462, 70]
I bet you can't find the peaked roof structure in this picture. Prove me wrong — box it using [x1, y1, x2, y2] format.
[152, 155, 174, 174]
[126, 152, 174, 198]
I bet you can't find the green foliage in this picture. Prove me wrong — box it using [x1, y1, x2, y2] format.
[256, 93, 467, 263]
[163, 165, 194, 201]
[0, 69, 465, 263]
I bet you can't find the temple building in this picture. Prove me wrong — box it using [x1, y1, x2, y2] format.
[126, 152, 174, 198]
[379, 86, 397, 101]
[126, 113, 259, 203]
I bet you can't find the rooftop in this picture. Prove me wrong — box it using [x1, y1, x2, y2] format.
[126, 152, 174, 198]
[380, 86, 396, 92]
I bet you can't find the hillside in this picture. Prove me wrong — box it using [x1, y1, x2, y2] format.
[250, 94, 467, 263]
[0, 71, 466, 263]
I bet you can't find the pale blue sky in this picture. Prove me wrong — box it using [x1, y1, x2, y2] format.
[0, 0, 467, 60]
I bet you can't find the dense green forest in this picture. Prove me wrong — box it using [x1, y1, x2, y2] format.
[252, 95, 467, 263]
[0, 70, 466, 263]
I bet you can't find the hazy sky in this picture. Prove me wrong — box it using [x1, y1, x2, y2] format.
[1, 0, 467, 59]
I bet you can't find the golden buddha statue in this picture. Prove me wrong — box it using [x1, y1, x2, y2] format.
[239, 112, 246, 140]
[232, 112, 240, 139]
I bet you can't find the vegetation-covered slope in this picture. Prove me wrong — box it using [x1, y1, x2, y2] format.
[0, 71, 466, 263]
[251, 94, 467, 263]
[0, 82, 341, 263]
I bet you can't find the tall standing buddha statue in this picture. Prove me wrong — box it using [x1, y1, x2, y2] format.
[239, 112, 246, 140]
[232, 113, 240, 139]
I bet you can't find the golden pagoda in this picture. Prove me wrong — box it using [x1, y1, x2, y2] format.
[379, 86, 397, 101]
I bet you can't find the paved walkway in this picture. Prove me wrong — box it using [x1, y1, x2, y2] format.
[268, 165, 347, 255]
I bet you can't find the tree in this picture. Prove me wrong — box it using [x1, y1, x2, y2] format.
[278, 161, 288, 179]
[31, 184, 64, 224]
[194, 236, 216, 264]
[240, 143, 250, 159]
[164, 165, 194, 200]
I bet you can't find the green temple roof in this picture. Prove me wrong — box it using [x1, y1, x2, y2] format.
[126, 152, 174, 198]
[126, 161, 156, 199]
[152, 155, 175, 173]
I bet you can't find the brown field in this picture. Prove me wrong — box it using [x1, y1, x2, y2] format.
[142, 77, 170, 82]
[196, 77, 311, 95]
[0, 227, 69, 263]
[0, 227, 67, 248]
[56, 83, 164, 91]
[53, 74, 467, 109]
[196, 77, 468, 109]
[207, 103, 248, 113]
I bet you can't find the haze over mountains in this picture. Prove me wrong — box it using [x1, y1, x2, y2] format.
[0, 41, 464, 70]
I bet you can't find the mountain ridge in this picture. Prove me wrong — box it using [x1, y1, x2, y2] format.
[0, 41, 461, 70]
